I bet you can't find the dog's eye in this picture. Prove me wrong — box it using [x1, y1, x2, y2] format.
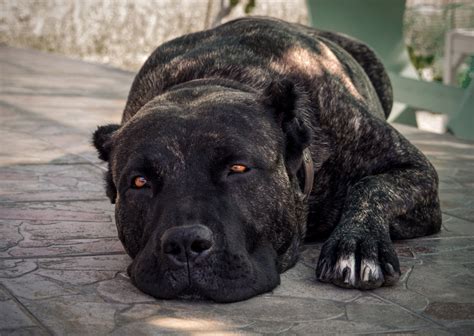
[229, 164, 249, 174]
[133, 176, 148, 188]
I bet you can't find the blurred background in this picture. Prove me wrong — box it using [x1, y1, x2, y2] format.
[0, 0, 308, 70]
[404, 0, 473, 85]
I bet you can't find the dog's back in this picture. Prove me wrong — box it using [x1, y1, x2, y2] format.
[313, 30, 393, 118]
[122, 17, 390, 123]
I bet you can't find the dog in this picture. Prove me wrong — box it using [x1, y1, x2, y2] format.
[92, 17, 441, 302]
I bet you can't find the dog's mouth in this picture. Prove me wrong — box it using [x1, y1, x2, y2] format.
[128, 241, 281, 303]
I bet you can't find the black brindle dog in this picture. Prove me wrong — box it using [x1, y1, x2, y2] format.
[93, 17, 441, 302]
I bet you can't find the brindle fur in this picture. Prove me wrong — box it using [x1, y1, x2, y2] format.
[93, 17, 441, 302]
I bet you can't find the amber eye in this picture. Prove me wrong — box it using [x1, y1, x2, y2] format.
[229, 164, 249, 174]
[133, 176, 148, 188]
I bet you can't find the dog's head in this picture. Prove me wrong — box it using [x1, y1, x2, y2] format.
[92, 79, 311, 302]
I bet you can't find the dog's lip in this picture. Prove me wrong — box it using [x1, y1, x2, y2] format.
[128, 251, 279, 302]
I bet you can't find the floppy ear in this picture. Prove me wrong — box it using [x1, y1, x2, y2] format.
[262, 80, 311, 175]
[92, 124, 120, 162]
[92, 124, 120, 204]
[104, 168, 117, 204]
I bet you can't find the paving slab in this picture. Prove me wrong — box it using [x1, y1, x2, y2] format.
[0, 164, 106, 202]
[1, 45, 473, 335]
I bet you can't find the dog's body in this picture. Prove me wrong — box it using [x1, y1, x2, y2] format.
[93, 17, 441, 302]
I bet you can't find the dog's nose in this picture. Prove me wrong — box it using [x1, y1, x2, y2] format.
[161, 225, 213, 265]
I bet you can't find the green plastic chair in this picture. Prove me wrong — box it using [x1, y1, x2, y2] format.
[306, 0, 473, 140]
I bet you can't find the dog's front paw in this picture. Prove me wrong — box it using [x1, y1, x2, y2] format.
[316, 232, 400, 289]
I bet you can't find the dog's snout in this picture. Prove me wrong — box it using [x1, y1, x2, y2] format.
[161, 225, 213, 264]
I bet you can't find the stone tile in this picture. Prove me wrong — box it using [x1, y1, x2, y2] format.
[2, 219, 115, 247]
[412, 140, 474, 162]
[0, 219, 124, 258]
[5, 239, 124, 259]
[1, 190, 105, 204]
[272, 261, 360, 302]
[0, 220, 23, 252]
[440, 213, 474, 237]
[0, 200, 113, 222]
[239, 320, 295, 334]
[403, 236, 474, 264]
[0, 128, 80, 166]
[439, 189, 474, 222]
[444, 322, 474, 336]
[0, 299, 37, 330]
[372, 287, 430, 312]
[407, 258, 473, 304]
[0, 285, 10, 301]
[0, 255, 130, 301]
[0, 164, 106, 202]
[345, 295, 430, 330]
[0, 286, 42, 333]
[23, 298, 128, 336]
[111, 317, 250, 336]
[0, 94, 123, 128]
[0, 327, 50, 336]
[424, 302, 474, 321]
[33, 135, 103, 166]
[113, 296, 343, 335]
[113, 300, 257, 334]
[0, 46, 133, 77]
[437, 165, 474, 191]
[0, 46, 133, 99]
[290, 319, 431, 335]
[37, 255, 130, 271]
[0, 260, 38, 279]
[395, 236, 474, 311]
[0, 237, 125, 258]
[97, 277, 156, 304]
[116, 303, 163, 321]
[0, 103, 110, 166]
[0, 190, 122, 257]
[205, 295, 344, 322]
[394, 124, 474, 157]
[2, 270, 83, 301]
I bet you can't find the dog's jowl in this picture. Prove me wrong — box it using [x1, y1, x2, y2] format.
[92, 17, 441, 302]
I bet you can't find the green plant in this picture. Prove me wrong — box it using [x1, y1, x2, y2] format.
[229, 0, 256, 14]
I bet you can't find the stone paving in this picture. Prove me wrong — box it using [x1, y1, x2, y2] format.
[0, 45, 473, 335]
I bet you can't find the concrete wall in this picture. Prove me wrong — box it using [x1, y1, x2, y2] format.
[0, 0, 308, 70]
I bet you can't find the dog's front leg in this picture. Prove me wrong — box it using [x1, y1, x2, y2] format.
[315, 163, 441, 289]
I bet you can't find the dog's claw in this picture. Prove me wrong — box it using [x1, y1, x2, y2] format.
[317, 261, 331, 282]
[316, 235, 400, 289]
[343, 267, 351, 285]
[385, 263, 395, 275]
[361, 265, 370, 282]
[382, 262, 400, 286]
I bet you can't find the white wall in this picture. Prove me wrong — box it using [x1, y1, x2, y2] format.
[0, 0, 308, 70]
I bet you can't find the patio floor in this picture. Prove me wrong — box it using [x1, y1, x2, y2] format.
[0, 45, 473, 335]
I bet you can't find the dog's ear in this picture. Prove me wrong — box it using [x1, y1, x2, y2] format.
[92, 124, 120, 204]
[262, 80, 311, 174]
[104, 168, 117, 204]
[92, 124, 120, 162]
